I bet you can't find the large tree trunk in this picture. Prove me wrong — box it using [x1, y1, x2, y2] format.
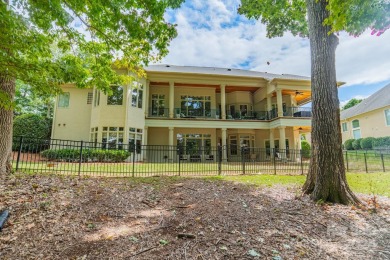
[0, 73, 15, 176]
[303, 0, 360, 204]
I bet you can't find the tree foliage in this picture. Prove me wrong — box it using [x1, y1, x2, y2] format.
[0, 0, 184, 101]
[14, 80, 54, 117]
[239, 0, 389, 38]
[342, 98, 363, 110]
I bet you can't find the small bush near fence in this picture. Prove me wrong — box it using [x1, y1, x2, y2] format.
[345, 136, 390, 150]
[344, 139, 354, 150]
[360, 137, 375, 149]
[352, 138, 362, 150]
[41, 149, 130, 162]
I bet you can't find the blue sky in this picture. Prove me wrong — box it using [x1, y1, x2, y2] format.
[159, 0, 390, 107]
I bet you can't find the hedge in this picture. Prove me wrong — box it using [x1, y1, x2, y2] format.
[352, 138, 362, 150]
[344, 136, 390, 150]
[13, 114, 51, 152]
[360, 137, 375, 149]
[41, 149, 130, 162]
[344, 139, 354, 150]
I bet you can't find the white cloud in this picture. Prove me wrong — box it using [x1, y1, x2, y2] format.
[161, 0, 390, 88]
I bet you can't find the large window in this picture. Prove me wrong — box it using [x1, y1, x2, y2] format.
[181, 95, 211, 117]
[94, 89, 100, 107]
[58, 92, 70, 108]
[90, 127, 98, 145]
[129, 128, 143, 154]
[351, 119, 361, 139]
[151, 94, 166, 116]
[107, 86, 123, 105]
[229, 134, 255, 156]
[385, 109, 390, 126]
[177, 134, 212, 155]
[131, 81, 143, 108]
[102, 127, 124, 149]
[342, 122, 348, 132]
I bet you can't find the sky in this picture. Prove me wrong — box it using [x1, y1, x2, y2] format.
[157, 0, 390, 107]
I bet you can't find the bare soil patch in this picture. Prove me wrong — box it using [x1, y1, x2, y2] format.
[1, 174, 389, 259]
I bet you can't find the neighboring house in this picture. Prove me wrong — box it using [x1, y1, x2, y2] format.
[340, 83, 390, 143]
[51, 64, 313, 161]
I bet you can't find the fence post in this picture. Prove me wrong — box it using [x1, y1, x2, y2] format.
[78, 141, 83, 177]
[177, 147, 181, 176]
[364, 153, 368, 173]
[273, 148, 277, 175]
[345, 151, 349, 172]
[381, 154, 385, 172]
[132, 144, 136, 177]
[218, 145, 222, 175]
[15, 136, 24, 171]
[241, 146, 245, 175]
[300, 149, 304, 175]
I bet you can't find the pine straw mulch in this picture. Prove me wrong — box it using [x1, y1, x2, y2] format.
[0, 174, 390, 260]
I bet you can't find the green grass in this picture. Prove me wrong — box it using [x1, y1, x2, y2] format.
[206, 172, 390, 197]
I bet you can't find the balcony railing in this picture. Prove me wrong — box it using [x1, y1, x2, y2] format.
[147, 107, 312, 120]
[147, 107, 169, 118]
[175, 108, 220, 119]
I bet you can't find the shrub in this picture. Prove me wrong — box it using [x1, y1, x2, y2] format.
[360, 137, 375, 149]
[13, 114, 51, 152]
[41, 148, 130, 162]
[344, 139, 354, 150]
[373, 136, 390, 148]
[352, 138, 362, 150]
[301, 140, 311, 158]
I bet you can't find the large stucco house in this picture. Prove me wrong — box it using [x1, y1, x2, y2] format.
[340, 83, 390, 143]
[51, 65, 313, 161]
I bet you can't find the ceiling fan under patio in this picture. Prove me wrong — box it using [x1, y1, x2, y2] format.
[295, 90, 304, 96]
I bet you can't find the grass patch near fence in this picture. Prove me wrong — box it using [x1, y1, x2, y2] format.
[206, 172, 390, 197]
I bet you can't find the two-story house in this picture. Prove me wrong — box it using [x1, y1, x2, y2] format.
[341, 83, 390, 142]
[51, 65, 313, 162]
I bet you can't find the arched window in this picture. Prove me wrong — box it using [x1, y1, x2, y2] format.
[351, 119, 361, 139]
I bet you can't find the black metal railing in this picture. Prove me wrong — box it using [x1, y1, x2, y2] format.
[12, 136, 388, 177]
[147, 107, 169, 118]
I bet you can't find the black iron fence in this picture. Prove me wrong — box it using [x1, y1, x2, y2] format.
[11, 136, 389, 177]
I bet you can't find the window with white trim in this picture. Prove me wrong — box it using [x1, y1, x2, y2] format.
[131, 81, 143, 108]
[342, 122, 348, 132]
[352, 119, 361, 139]
[385, 109, 390, 126]
[129, 128, 143, 154]
[102, 127, 124, 149]
[58, 92, 70, 108]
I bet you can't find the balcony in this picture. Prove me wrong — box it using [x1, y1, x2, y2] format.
[146, 107, 312, 120]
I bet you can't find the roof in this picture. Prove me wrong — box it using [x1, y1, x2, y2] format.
[340, 83, 390, 120]
[145, 64, 310, 82]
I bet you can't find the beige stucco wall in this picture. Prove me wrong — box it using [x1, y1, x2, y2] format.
[341, 106, 390, 143]
[52, 86, 92, 141]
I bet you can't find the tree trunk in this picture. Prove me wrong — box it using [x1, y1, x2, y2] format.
[0, 73, 15, 176]
[303, 0, 360, 204]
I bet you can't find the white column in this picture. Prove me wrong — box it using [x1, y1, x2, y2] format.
[144, 80, 150, 117]
[169, 81, 174, 118]
[221, 84, 226, 120]
[279, 126, 286, 159]
[142, 127, 148, 161]
[276, 89, 283, 117]
[221, 128, 227, 161]
[270, 128, 275, 158]
[168, 127, 174, 161]
[267, 93, 272, 111]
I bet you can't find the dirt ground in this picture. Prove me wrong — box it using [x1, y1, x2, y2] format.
[1, 174, 389, 259]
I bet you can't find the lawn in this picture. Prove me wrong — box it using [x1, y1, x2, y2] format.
[207, 172, 390, 197]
